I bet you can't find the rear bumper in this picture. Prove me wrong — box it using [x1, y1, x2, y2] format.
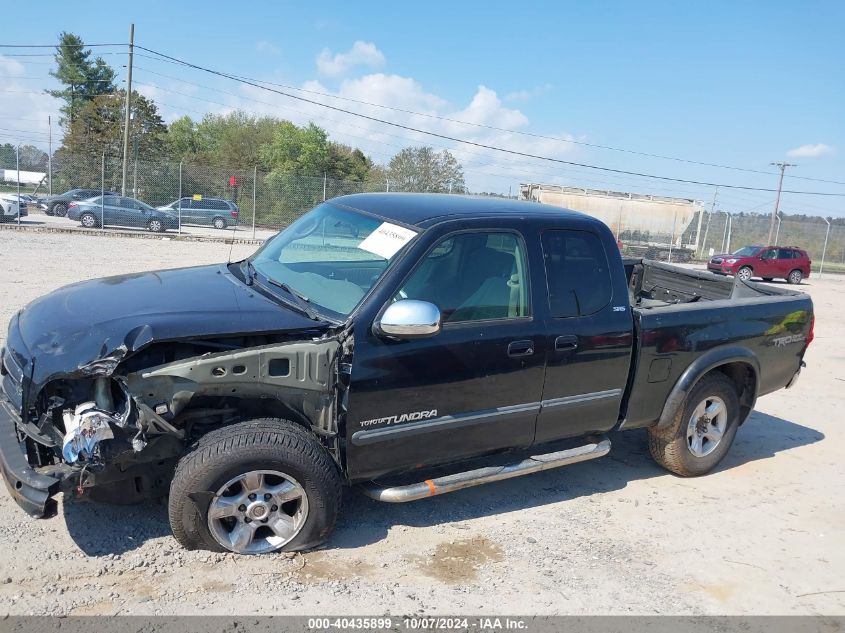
[0, 397, 61, 517]
[785, 361, 805, 389]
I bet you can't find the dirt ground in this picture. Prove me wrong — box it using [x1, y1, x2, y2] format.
[0, 230, 842, 616]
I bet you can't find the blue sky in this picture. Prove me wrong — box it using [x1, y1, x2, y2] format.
[1, 0, 843, 215]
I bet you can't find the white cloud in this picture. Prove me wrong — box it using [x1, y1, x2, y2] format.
[316, 41, 385, 77]
[255, 40, 281, 56]
[0, 55, 61, 155]
[504, 83, 553, 102]
[236, 70, 577, 192]
[787, 143, 834, 158]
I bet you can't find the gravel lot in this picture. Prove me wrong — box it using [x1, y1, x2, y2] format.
[0, 229, 842, 616]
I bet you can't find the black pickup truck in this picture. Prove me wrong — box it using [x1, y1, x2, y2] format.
[0, 194, 813, 555]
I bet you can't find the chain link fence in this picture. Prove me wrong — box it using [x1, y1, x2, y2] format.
[2, 151, 844, 275]
[36, 152, 400, 238]
[693, 211, 845, 275]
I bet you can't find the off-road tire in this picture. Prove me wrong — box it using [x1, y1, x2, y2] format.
[647, 372, 740, 477]
[736, 266, 753, 282]
[213, 217, 227, 230]
[788, 269, 803, 285]
[79, 212, 98, 228]
[53, 203, 68, 217]
[168, 418, 342, 554]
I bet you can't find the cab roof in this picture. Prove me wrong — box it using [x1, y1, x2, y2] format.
[329, 192, 590, 228]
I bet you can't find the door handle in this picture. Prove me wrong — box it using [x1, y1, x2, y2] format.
[555, 335, 579, 352]
[507, 340, 534, 357]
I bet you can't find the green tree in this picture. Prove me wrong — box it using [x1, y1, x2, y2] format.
[47, 32, 116, 125]
[17, 145, 49, 171]
[0, 144, 48, 172]
[261, 121, 332, 175]
[194, 112, 282, 169]
[329, 144, 372, 181]
[54, 90, 167, 190]
[386, 146, 466, 193]
[166, 116, 201, 159]
[0, 144, 16, 169]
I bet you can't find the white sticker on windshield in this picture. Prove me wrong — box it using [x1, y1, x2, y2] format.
[358, 222, 418, 259]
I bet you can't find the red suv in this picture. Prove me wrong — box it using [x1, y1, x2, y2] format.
[708, 245, 811, 284]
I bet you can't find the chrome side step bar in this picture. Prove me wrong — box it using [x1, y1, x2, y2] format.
[359, 436, 611, 503]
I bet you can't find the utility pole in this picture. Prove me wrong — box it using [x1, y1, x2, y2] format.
[699, 187, 717, 258]
[47, 115, 52, 195]
[820, 217, 831, 278]
[16, 144, 21, 225]
[768, 162, 795, 243]
[121, 23, 135, 196]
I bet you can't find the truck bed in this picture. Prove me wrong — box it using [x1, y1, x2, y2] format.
[621, 259, 813, 429]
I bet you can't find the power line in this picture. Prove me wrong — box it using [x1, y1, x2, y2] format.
[132, 71, 838, 207]
[0, 43, 126, 48]
[6, 40, 841, 191]
[0, 52, 123, 58]
[134, 49, 845, 187]
[0, 126, 49, 136]
[133, 45, 845, 197]
[134, 76, 719, 200]
[0, 74, 111, 81]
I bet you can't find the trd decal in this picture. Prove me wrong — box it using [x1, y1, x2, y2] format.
[769, 334, 806, 347]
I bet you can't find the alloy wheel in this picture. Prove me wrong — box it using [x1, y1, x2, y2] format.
[686, 396, 728, 457]
[207, 469, 309, 554]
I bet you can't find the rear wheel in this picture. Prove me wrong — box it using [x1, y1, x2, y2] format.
[168, 418, 342, 554]
[53, 203, 68, 217]
[737, 266, 753, 282]
[148, 218, 165, 233]
[787, 269, 803, 285]
[213, 217, 227, 230]
[648, 372, 740, 476]
[79, 212, 98, 228]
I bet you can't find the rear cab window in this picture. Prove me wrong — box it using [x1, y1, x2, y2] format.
[542, 230, 612, 318]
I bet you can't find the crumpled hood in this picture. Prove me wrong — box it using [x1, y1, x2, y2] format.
[16, 263, 327, 391]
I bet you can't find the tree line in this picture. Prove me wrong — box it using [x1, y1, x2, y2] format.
[38, 32, 466, 224]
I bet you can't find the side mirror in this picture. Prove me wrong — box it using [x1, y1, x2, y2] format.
[375, 300, 441, 339]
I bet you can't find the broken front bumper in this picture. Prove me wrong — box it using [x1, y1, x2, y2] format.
[0, 396, 62, 517]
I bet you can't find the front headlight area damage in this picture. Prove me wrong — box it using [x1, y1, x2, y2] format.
[28, 332, 348, 506]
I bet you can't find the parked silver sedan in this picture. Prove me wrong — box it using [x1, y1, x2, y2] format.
[67, 195, 178, 232]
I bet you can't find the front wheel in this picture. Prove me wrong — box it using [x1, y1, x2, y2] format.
[168, 418, 342, 554]
[79, 212, 98, 228]
[736, 266, 753, 282]
[213, 217, 227, 230]
[648, 372, 740, 477]
[787, 269, 803, 285]
[148, 218, 165, 233]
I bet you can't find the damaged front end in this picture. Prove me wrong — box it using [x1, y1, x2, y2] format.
[1, 330, 351, 517]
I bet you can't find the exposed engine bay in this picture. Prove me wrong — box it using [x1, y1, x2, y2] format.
[20, 330, 351, 506]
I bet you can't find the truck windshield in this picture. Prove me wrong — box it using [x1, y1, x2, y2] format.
[249, 203, 418, 318]
[732, 245, 762, 257]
